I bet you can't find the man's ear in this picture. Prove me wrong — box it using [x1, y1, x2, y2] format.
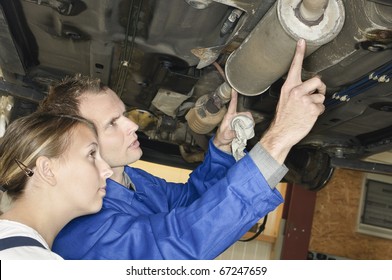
[35, 156, 57, 186]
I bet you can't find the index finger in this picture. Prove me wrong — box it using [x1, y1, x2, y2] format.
[286, 39, 306, 83]
[227, 88, 238, 115]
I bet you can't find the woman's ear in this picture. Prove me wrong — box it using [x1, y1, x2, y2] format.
[35, 156, 57, 186]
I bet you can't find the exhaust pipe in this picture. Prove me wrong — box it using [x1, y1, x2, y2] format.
[185, 82, 232, 134]
[225, 0, 345, 96]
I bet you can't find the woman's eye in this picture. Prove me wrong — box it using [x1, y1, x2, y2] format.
[89, 150, 97, 159]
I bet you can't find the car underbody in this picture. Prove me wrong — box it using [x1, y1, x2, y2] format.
[0, 0, 391, 190]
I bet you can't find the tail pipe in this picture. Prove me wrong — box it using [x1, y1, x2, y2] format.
[225, 0, 345, 96]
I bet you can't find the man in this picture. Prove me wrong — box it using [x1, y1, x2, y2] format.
[40, 39, 325, 259]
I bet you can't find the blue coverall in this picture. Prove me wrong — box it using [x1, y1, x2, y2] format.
[52, 140, 284, 259]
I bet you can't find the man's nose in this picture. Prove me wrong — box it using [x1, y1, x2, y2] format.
[99, 159, 113, 179]
[125, 117, 139, 135]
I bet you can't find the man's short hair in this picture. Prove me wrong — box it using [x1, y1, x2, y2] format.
[39, 74, 107, 115]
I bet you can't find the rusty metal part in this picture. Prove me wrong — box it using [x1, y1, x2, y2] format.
[126, 109, 158, 131]
[185, 94, 227, 134]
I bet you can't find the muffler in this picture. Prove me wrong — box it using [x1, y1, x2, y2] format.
[225, 0, 345, 96]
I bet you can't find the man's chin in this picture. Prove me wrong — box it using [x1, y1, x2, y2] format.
[127, 149, 143, 165]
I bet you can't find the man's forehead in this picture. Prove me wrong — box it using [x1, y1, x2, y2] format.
[79, 90, 125, 124]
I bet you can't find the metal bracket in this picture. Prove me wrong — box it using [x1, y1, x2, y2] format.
[330, 157, 392, 175]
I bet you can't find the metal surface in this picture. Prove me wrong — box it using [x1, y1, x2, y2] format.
[185, 0, 213, 9]
[0, 0, 391, 186]
[299, 0, 329, 22]
[0, 5, 25, 75]
[304, 0, 392, 87]
[225, 0, 345, 96]
[280, 183, 317, 260]
[331, 158, 392, 175]
[0, 80, 45, 102]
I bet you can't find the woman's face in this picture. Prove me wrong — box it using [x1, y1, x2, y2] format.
[53, 124, 112, 217]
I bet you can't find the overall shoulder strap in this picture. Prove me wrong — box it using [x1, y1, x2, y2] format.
[0, 236, 46, 251]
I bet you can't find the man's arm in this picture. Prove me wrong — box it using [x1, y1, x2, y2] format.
[260, 38, 326, 164]
[53, 153, 284, 260]
[214, 39, 325, 186]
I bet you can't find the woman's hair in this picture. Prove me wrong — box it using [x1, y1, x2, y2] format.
[39, 74, 108, 115]
[0, 112, 97, 201]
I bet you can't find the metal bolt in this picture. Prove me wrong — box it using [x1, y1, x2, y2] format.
[378, 75, 390, 83]
[335, 148, 344, 158]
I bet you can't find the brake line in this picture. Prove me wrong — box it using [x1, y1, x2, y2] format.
[114, 0, 143, 98]
[325, 61, 392, 109]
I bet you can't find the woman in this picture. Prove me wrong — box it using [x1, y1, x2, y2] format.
[0, 113, 112, 259]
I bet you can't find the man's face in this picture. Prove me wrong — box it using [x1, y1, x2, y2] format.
[78, 88, 142, 169]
